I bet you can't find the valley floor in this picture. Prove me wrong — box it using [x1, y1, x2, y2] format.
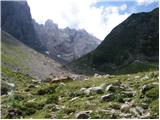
[1, 70, 159, 119]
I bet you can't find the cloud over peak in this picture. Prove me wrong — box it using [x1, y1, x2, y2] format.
[27, 0, 158, 40]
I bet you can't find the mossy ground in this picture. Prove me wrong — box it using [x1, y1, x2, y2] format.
[1, 70, 159, 119]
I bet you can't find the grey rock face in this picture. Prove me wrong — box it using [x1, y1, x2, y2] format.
[1, 1, 45, 52]
[33, 19, 101, 62]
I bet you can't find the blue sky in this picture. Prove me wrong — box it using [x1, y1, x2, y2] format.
[27, 0, 159, 40]
[96, 0, 158, 13]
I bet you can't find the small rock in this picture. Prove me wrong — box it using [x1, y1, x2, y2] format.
[135, 106, 144, 115]
[69, 97, 79, 102]
[140, 112, 150, 119]
[76, 111, 91, 119]
[105, 84, 119, 92]
[50, 76, 73, 83]
[32, 79, 40, 84]
[27, 98, 36, 102]
[101, 93, 113, 101]
[141, 75, 149, 80]
[108, 75, 115, 78]
[59, 82, 66, 86]
[7, 109, 22, 119]
[83, 88, 91, 95]
[80, 88, 87, 92]
[103, 74, 110, 78]
[80, 86, 103, 95]
[6, 83, 15, 88]
[123, 98, 132, 102]
[52, 104, 60, 112]
[129, 108, 140, 117]
[87, 96, 94, 100]
[51, 112, 56, 119]
[94, 73, 100, 77]
[119, 113, 132, 118]
[134, 76, 140, 79]
[28, 84, 36, 88]
[91, 87, 103, 94]
[99, 83, 108, 90]
[141, 84, 152, 94]
[122, 91, 136, 97]
[120, 103, 131, 112]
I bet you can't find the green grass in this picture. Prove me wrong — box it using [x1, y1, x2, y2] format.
[1, 70, 159, 119]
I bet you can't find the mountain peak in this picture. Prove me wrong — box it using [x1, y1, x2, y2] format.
[45, 19, 58, 29]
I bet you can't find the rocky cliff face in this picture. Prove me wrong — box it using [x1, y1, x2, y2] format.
[33, 19, 101, 62]
[1, 1, 45, 52]
[71, 8, 159, 74]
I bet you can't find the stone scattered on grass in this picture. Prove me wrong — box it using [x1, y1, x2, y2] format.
[141, 75, 149, 81]
[69, 97, 79, 102]
[141, 84, 152, 94]
[119, 113, 132, 118]
[101, 93, 113, 101]
[129, 107, 140, 117]
[76, 111, 92, 119]
[120, 103, 131, 112]
[105, 84, 119, 92]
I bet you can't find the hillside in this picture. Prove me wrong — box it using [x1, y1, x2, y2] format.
[69, 8, 159, 74]
[1, 31, 73, 80]
[33, 19, 100, 63]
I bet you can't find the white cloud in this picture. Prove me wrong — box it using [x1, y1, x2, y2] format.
[27, 0, 130, 40]
[136, 0, 158, 5]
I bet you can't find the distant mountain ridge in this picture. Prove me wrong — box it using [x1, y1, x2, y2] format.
[70, 8, 159, 74]
[1, 1, 101, 63]
[33, 19, 101, 62]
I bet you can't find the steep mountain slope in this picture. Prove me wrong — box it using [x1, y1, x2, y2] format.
[70, 8, 159, 74]
[33, 19, 101, 62]
[1, 1, 45, 52]
[1, 31, 72, 80]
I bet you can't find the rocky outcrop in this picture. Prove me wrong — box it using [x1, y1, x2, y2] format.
[33, 19, 101, 62]
[1, 1, 45, 52]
